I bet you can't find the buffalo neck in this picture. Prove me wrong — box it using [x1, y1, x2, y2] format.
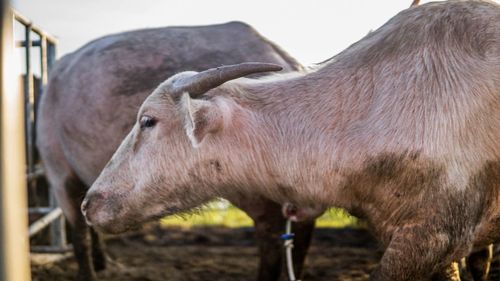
[217, 62, 371, 209]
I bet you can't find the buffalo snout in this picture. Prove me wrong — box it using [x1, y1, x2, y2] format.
[81, 192, 105, 226]
[81, 190, 129, 234]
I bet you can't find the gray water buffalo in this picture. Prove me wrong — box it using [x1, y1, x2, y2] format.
[37, 22, 317, 281]
[83, 1, 500, 280]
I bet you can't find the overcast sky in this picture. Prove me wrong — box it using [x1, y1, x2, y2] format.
[11, 0, 499, 65]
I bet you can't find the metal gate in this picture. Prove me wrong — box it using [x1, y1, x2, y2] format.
[13, 10, 68, 252]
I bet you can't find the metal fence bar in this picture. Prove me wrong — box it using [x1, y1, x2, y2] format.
[14, 10, 67, 252]
[0, 5, 32, 281]
[22, 21, 38, 209]
[28, 207, 52, 214]
[12, 10, 57, 45]
[47, 42, 55, 73]
[31, 245, 73, 253]
[26, 164, 44, 181]
[40, 35, 48, 84]
[16, 40, 42, 47]
[28, 207, 62, 237]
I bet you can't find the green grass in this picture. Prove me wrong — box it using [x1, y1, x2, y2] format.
[315, 208, 360, 228]
[160, 201, 359, 228]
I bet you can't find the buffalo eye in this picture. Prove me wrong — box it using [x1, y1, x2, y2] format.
[140, 115, 157, 129]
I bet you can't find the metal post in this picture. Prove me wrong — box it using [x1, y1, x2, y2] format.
[47, 42, 55, 73]
[40, 35, 47, 84]
[0, 3, 32, 281]
[23, 22, 37, 206]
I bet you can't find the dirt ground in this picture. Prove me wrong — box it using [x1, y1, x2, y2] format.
[30, 224, 499, 281]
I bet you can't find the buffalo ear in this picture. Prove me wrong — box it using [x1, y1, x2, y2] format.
[180, 93, 224, 147]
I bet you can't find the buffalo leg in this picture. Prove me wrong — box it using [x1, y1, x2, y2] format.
[254, 214, 283, 281]
[54, 176, 97, 281]
[369, 225, 463, 281]
[254, 215, 315, 281]
[236, 198, 314, 281]
[72, 218, 96, 281]
[256, 205, 315, 281]
[287, 221, 315, 281]
[90, 227, 106, 272]
[40, 132, 99, 280]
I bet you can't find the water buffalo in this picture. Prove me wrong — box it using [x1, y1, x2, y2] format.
[83, 1, 500, 280]
[37, 22, 316, 281]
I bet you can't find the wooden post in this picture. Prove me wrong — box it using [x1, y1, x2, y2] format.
[0, 3, 32, 281]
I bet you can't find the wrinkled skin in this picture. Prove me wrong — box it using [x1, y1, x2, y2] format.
[84, 2, 500, 281]
[37, 22, 316, 281]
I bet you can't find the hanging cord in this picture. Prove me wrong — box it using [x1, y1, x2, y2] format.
[280, 219, 301, 281]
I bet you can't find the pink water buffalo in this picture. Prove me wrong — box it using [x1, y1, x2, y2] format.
[37, 22, 317, 281]
[83, 1, 500, 280]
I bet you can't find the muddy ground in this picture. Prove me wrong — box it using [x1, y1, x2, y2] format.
[31, 224, 499, 281]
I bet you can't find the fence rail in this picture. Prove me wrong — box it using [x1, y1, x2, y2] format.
[13, 10, 68, 252]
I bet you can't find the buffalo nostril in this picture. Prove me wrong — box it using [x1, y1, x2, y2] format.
[81, 192, 105, 225]
[81, 192, 104, 214]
